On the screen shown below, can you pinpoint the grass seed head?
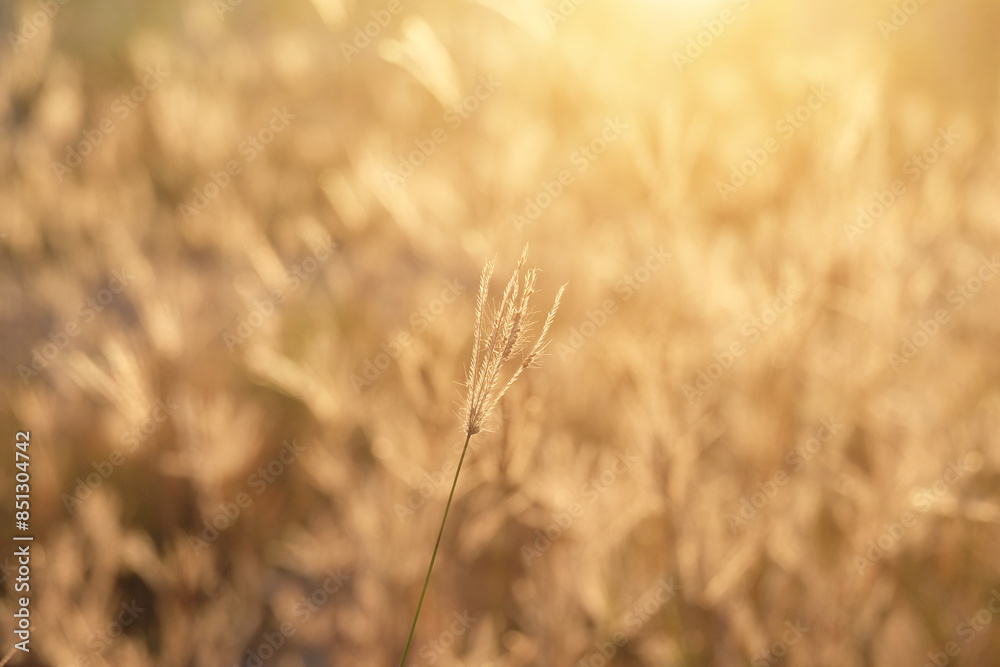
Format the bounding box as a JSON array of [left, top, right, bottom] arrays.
[[464, 244, 565, 436]]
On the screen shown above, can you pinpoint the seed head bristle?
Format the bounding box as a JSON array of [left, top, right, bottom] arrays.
[[464, 245, 563, 436], [467, 259, 495, 397]]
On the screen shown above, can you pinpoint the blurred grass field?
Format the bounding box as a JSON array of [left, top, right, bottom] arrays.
[[2, 0, 1000, 665]]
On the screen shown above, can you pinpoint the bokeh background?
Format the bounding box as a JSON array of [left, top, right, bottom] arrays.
[[2, 0, 1000, 664]]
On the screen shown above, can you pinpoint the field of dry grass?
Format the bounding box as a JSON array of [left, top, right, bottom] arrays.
[[2, 0, 1000, 665]]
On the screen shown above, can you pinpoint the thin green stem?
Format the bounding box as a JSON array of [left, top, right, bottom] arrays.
[[399, 431, 474, 667]]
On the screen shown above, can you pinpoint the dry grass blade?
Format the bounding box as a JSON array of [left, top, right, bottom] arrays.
[[465, 259, 496, 409]]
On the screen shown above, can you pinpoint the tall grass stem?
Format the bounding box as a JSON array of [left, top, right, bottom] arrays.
[[399, 431, 474, 666]]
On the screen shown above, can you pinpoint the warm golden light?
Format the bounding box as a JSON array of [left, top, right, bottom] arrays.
[[3, 0, 999, 665]]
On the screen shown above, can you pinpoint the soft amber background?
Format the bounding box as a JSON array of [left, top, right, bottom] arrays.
[[2, 0, 1000, 665]]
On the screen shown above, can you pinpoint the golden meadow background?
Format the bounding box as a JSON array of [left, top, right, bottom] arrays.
[[2, 0, 1000, 664]]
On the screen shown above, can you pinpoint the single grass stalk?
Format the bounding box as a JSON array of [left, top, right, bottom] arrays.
[[397, 430, 472, 666], [0, 646, 17, 667], [399, 244, 564, 666]]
